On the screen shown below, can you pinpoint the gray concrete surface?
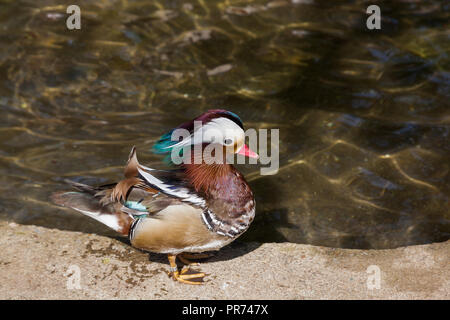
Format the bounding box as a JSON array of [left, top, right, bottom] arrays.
[[0, 221, 448, 299]]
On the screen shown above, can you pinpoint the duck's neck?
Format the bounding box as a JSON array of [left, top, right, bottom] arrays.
[[183, 163, 233, 195]]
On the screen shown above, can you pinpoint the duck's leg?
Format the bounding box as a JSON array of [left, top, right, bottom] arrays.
[[167, 254, 206, 285], [178, 254, 215, 280], [178, 255, 200, 267], [178, 252, 215, 269]]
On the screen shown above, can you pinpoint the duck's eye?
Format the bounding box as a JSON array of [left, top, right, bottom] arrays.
[[224, 138, 233, 146]]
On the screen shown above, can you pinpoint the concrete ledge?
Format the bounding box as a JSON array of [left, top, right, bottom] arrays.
[[0, 221, 448, 299]]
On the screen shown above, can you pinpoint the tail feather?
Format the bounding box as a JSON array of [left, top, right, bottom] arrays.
[[50, 187, 133, 236]]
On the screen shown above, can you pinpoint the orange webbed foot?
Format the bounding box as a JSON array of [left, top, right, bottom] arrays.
[[167, 254, 207, 285]]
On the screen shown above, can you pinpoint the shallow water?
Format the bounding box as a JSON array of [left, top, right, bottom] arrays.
[[0, 0, 448, 249]]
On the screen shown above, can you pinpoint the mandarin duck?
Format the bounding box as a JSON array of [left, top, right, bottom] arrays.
[[51, 109, 258, 284]]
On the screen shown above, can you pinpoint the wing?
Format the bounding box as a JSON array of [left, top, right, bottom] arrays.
[[51, 147, 206, 235], [137, 165, 206, 207], [105, 147, 206, 219]]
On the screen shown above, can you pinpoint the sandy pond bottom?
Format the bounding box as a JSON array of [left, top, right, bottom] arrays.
[[1, 221, 448, 300]]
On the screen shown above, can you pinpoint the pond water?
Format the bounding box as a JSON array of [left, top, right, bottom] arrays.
[[0, 0, 448, 249]]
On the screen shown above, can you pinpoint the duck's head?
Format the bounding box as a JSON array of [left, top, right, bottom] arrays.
[[153, 109, 258, 165]]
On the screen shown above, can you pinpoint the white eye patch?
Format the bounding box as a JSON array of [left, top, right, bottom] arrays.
[[169, 117, 244, 149], [201, 117, 244, 146]]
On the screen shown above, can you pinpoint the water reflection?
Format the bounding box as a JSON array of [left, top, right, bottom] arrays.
[[0, 0, 448, 248]]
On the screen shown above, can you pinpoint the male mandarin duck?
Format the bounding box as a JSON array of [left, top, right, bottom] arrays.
[[51, 109, 258, 284]]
